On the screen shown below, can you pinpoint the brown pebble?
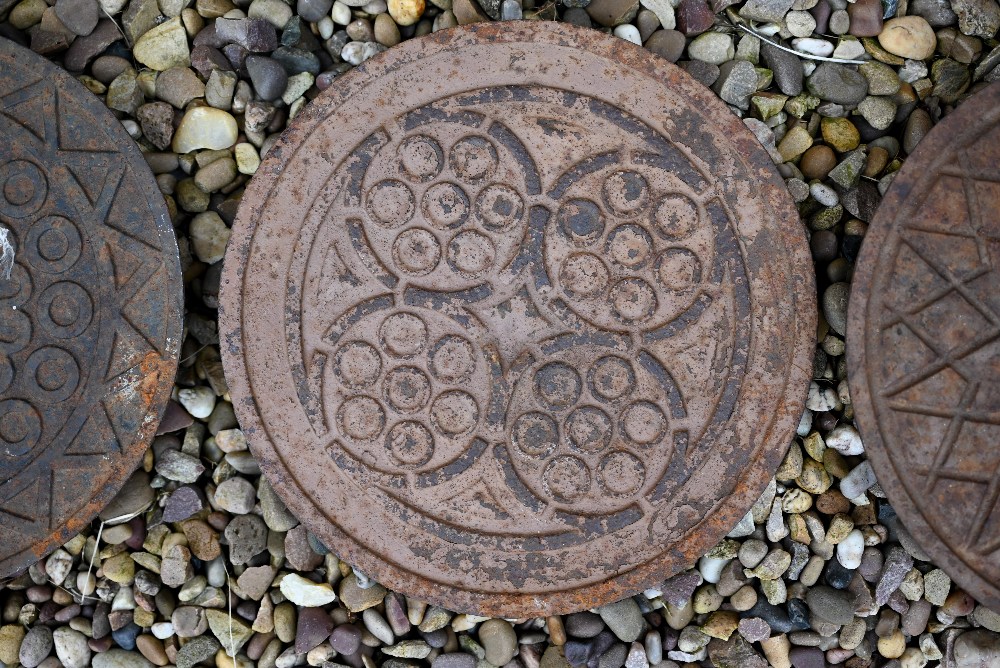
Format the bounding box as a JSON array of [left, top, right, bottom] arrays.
[[903, 108, 932, 155], [645, 29, 686, 62], [676, 0, 714, 34], [816, 489, 852, 514], [374, 13, 401, 47], [863, 146, 889, 177], [136, 635, 169, 667], [800, 145, 837, 180], [452, 0, 489, 23], [547, 616, 566, 646]]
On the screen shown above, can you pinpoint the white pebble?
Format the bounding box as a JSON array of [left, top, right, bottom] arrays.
[[151, 622, 174, 639], [796, 409, 813, 436], [111, 585, 135, 611], [613, 24, 642, 45], [841, 460, 877, 499], [806, 381, 839, 412], [178, 385, 217, 419], [317, 15, 334, 38], [121, 119, 141, 139], [836, 529, 865, 569], [279, 573, 338, 607], [810, 182, 839, 206], [362, 0, 386, 11], [45, 549, 73, 586], [802, 61, 817, 76], [826, 424, 864, 455], [792, 37, 834, 57], [341, 41, 386, 66], [899, 59, 928, 83], [331, 0, 351, 24], [697, 555, 731, 583]]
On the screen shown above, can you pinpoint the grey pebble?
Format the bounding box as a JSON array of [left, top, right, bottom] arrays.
[[807, 62, 868, 106], [20, 626, 53, 668], [566, 611, 605, 638], [224, 513, 268, 565], [598, 598, 644, 643], [246, 55, 289, 101], [297, 0, 333, 20]]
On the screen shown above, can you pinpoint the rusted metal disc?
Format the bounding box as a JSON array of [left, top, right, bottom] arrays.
[[220, 22, 815, 616], [848, 82, 1000, 609], [0, 40, 182, 577]]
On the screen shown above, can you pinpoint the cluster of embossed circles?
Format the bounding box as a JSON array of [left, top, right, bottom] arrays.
[[334, 311, 483, 469], [551, 167, 709, 330], [1, 159, 91, 460], [367, 133, 526, 282], [512, 354, 667, 504]]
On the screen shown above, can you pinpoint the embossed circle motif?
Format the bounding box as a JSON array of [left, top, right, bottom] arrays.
[[0, 41, 182, 578], [221, 23, 814, 616], [848, 82, 1000, 610]]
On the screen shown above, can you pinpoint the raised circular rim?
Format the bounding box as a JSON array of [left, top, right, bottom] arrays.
[[220, 21, 816, 616], [0, 39, 183, 578], [848, 82, 1000, 611]]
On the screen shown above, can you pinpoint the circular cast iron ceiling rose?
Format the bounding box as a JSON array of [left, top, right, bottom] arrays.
[[0, 40, 182, 577], [221, 22, 815, 616], [848, 82, 1000, 610]]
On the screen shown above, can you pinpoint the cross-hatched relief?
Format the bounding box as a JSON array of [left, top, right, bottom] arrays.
[[0, 42, 181, 577]]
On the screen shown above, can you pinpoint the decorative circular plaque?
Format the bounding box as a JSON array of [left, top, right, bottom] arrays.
[[848, 82, 1000, 610], [220, 22, 815, 616], [0, 41, 182, 577]]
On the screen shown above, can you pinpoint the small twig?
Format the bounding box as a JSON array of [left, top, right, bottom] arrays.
[[735, 24, 867, 64]]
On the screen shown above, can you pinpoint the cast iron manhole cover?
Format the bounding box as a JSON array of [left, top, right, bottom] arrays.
[[848, 82, 1000, 609], [0, 40, 182, 577], [220, 22, 815, 616]]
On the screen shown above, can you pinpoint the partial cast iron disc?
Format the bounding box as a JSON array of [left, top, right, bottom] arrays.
[[0, 39, 182, 577], [848, 82, 1000, 610], [220, 22, 815, 616]]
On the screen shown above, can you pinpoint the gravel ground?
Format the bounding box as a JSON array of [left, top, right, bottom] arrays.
[[2, 0, 1000, 665]]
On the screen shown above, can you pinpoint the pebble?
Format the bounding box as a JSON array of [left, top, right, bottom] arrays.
[[613, 23, 642, 44], [245, 55, 288, 101], [826, 424, 864, 455], [133, 17, 190, 70], [878, 16, 937, 59], [675, 0, 714, 34], [951, 0, 1000, 38], [714, 59, 759, 109], [739, 0, 793, 22], [688, 32, 735, 64], [792, 37, 834, 57], [806, 586, 856, 625], [807, 62, 868, 105], [54, 0, 99, 35], [389, 0, 424, 23], [280, 574, 338, 607], [836, 529, 865, 569], [479, 619, 518, 666], [598, 599, 644, 642], [19, 626, 52, 668], [566, 612, 605, 638], [92, 649, 155, 668], [847, 0, 882, 36], [822, 282, 850, 336], [173, 107, 239, 153]]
